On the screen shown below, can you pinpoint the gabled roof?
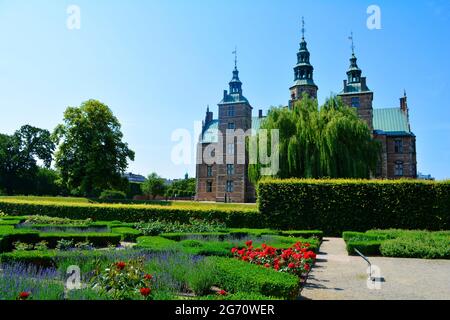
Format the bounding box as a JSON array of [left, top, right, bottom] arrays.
[[373, 108, 413, 136]]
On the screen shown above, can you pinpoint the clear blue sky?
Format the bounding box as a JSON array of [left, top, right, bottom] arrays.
[[0, 0, 449, 180]]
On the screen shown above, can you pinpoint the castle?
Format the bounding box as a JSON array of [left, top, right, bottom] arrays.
[[196, 23, 417, 203]]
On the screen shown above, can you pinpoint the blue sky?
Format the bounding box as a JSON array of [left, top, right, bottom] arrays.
[[0, 0, 449, 180]]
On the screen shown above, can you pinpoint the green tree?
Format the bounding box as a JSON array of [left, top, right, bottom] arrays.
[[166, 177, 196, 198], [142, 173, 166, 199], [249, 95, 380, 183], [0, 125, 55, 195], [53, 100, 135, 197]]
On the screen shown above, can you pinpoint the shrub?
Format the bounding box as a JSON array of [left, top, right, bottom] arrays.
[[380, 234, 450, 259], [99, 190, 127, 201], [111, 227, 142, 242], [135, 236, 179, 251], [0, 199, 259, 228], [0, 250, 57, 268], [206, 256, 300, 299], [39, 233, 121, 248], [258, 179, 450, 236], [346, 240, 382, 256], [186, 259, 218, 296]]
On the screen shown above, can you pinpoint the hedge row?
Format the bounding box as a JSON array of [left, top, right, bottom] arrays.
[[0, 200, 261, 228], [205, 256, 300, 299], [258, 179, 450, 236]]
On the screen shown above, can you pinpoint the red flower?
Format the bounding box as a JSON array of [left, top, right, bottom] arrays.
[[140, 287, 151, 297], [218, 290, 228, 296], [288, 263, 296, 269], [116, 261, 126, 270], [264, 263, 271, 268], [246, 240, 253, 247], [144, 274, 153, 280], [304, 264, 311, 271], [274, 264, 280, 271], [231, 248, 238, 254], [18, 292, 30, 300]]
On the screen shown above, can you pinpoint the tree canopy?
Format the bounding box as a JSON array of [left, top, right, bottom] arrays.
[[53, 100, 135, 196], [142, 172, 166, 199], [249, 95, 381, 184], [0, 125, 55, 195]]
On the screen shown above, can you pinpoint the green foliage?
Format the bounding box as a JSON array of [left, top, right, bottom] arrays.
[[0, 250, 57, 268], [0, 125, 55, 195], [40, 233, 121, 249], [90, 258, 154, 300], [380, 233, 450, 259], [53, 100, 135, 197], [111, 227, 142, 242], [249, 95, 380, 184], [135, 218, 227, 236], [24, 215, 92, 226], [166, 178, 196, 198], [186, 259, 218, 295], [343, 229, 450, 259], [205, 256, 300, 299], [258, 179, 450, 235], [0, 199, 260, 228], [200, 292, 280, 300], [141, 173, 166, 199], [135, 236, 179, 251], [99, 190, 127, 200]]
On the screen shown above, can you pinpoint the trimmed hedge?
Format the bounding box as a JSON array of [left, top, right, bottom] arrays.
[[346, 240, 382, 256], [0, 200, 261, 228], [258, 179, 450, 236], [206, 256, 300, 299], [0, 250, 57, 268], [39, 233, 121, 248], [111, 227, 142, 242]]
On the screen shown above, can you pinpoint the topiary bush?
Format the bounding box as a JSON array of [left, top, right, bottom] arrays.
[[99, 190, 127, 201]]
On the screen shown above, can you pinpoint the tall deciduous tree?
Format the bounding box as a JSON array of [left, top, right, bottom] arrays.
[[249, 95, 380, 184], [53, 100, 135, 196], [142, 173, 166, 199], [0, 125, 55, 194]]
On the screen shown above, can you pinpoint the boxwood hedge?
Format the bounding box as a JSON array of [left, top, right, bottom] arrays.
[[206, 256, 300, 299], [0, 200, 261, 228], [258, 179, 450, 236]]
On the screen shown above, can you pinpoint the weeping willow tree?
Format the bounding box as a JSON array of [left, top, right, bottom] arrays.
[[249, 94, 381, 184]]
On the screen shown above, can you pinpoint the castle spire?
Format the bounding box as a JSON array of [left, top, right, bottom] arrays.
[[289, 17, 318, 106]]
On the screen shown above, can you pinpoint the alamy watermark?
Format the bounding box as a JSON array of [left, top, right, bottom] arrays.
[[67, 5, 81, 30], [367, 5, 382, 30], [171, 124, 280, 177]]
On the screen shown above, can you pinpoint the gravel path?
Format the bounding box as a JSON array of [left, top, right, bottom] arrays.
[[301, 238, 450, 300]]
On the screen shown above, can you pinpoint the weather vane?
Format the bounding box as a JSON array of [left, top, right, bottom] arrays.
[[232, 46, 237, 69], [349, 32, 355, 54], [301, 17, 305, 39]]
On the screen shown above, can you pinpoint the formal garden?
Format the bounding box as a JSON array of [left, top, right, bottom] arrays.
[[0, 179, 449, 301]]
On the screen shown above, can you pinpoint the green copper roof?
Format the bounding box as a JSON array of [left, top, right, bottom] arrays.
[[373, 108, 411, 135], [200, 117, 264, 144]]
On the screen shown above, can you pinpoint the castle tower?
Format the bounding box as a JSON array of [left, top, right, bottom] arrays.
[[289, 18, 318, 108], [216, 50, 253, 203], [338, 33, 374, 131]]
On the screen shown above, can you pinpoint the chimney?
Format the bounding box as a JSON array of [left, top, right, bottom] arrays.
[[400, 95, 408, 114], [361, 77, 367, 90], [258, 109, 263, 118]]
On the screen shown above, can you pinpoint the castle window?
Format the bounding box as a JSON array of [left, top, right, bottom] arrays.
[[227, 144, 235, 155], [227, 164, 235, 176], [395, 140, 403, 154], [226, 180, 234, 193], [207, 165, 213, 177], [206, 181, 213, 193], [395, 161, 404, 177], [228, 123, 235, 130], [228, 106, 235, 117], [351, 97, 360, 108]]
